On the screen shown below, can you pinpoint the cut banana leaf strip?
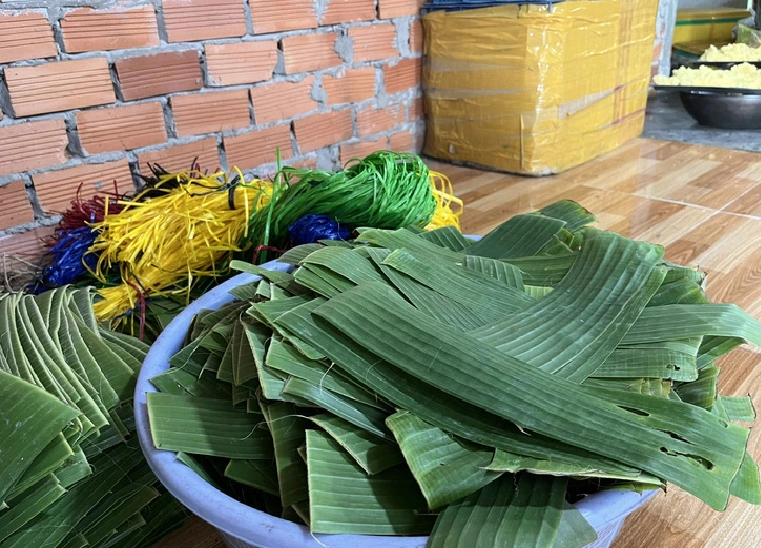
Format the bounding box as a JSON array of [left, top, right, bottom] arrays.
[[646, 278, 708, 307], [314, 283, 748, 510], [540, 201, 596, 233], [663, 262, 704, 285], [720, 396, 756, 422], [386, 411, 501, 509], [225, 459, 280, 497], [78, 483, 159, 546], [622, 304, 761, 346], [697, 336, 744, 370], [265, 337, 385, 409], [0, 444, 142, 548], [262, 402, 309, 506], [54, 447, 92, 489], [367, 248, 488, 331], [306, 429, 435, 535], [462, 256, 524, 290], [356, 228, 463, 263], [675, 366, 720, 409], [292, 501, 310, 527], [147, 393, 273, 459], [729, 452, 761, 504], [0, 371, 79, 503], [486, 450, 661, 484], [232, 320, 259, 387], [471, 229, 666, 382], [311, 414, 403, 475], [427, 474, 567, 548], [301, 247, 385, 284], [503, 255, 577, 287], [215, 339, 235, 384], [277, 304, 644, 478], [293, 265, 342, 298], [592, 339, 700, 382], [552, 503, 598, 548], [421, 226, 473, 252], [170, 339, 211, 376], [279, 244, 325, 265], [282, 377, 391, 440], [229, 282, 262, 301], [383, 249, 535, 317], [0, 474, 66, 542], [465, 214, 567, 258], [11, 434, 74, 497], [176, 452, 220, 488], [73, 314, 135, 400], [230, 260, 294, 284]]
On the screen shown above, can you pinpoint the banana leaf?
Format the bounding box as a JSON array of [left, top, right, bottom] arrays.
[[313, 283, 749, 510], [311, 414, 403, 475], [427, 474, 567, 548], [306, 429, 435, 535]]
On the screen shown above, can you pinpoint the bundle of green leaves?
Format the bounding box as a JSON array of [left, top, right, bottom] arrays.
[[0, 288, 186, 548], [147, 201, 760, 548]]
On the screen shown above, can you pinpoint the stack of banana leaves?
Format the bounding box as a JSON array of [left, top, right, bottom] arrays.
[[146, 201, 760, 548], [0, 288, 187, 548]]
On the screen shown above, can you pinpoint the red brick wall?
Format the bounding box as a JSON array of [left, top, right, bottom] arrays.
[[0, 0, 424, 259]]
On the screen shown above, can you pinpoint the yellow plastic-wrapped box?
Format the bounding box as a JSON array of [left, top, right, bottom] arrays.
[[423, 0, 659, 175]]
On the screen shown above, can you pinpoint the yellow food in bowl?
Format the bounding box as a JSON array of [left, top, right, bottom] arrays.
[[654, 63, 761, 88], [700, 43, 761, 62]]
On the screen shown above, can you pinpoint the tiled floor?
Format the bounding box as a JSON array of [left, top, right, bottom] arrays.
[[154, 138, 761, 548]]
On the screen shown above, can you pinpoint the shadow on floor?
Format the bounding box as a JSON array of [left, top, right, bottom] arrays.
[[643, 90, 761, 152]]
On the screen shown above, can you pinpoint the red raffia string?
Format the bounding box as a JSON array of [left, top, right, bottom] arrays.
[[252, 245, 288, 264], [125, 280, 148, 342], [58, 182, 128, 232]]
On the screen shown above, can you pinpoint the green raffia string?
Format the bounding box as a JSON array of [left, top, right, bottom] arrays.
[[243, 151, 436, 262]]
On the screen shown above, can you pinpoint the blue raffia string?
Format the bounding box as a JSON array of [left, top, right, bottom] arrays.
[[288, 214, 350, 245], [41, 226, 99, 287]]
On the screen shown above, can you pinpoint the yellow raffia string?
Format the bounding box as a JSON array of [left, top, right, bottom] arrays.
[[425, 170, 463, 231], [89, 169, 273, 322]]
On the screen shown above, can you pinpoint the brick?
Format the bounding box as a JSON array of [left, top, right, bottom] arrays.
[[321, 0, 375, 25], [205, 42, 278, 86], [356, 104, 405, 137], [163, 0, 246, 42], [282, 33, 341, 74], [378, 0, 424, 19], [409, 97, 423, 122], [349, 24, 399, 63], [389, 129, 421, 153], [324, 68, 376, 106], [0, 181, 34, 230], [77, 101, 167, 154], [0, 226, 55, 261], [61, 6, 160, 53], [116, 50, 203, 101], [138, 138, 221, 174], [0, 11, 56, 64], [250, 77, 317, 125], [340, 137, 388, 164], [224, 124, 293, 171], [410, 19, 423, 53], [0, 119, 68, 177], [384, 58, 421, 95], [5, 58, 116, 117], [33, 160, 134, 214], [249, 0, 317, 34], [172, 90, 251, 137], [294, 109, 353, 154]]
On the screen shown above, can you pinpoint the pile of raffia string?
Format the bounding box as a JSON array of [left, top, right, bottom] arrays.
[[36, 151, 462, 331]]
